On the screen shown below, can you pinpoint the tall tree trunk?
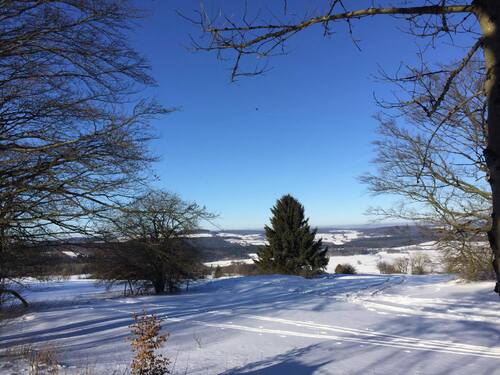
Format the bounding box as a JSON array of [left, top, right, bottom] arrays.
[[476, 0, 500, 294], [153, 278, 165, 294]]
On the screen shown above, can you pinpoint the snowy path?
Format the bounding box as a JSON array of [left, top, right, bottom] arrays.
[[1, 275, 499, 374]]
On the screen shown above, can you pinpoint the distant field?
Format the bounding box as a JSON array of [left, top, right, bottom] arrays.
[[188, 225, 440, 262]]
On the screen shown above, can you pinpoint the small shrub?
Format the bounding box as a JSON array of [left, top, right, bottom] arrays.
[[377, 258, 410, 274], [393, 257, 410, 274], [377, 261, 396, 274], [223, 262, 258, 276], [193, 333, 203, 349], [129, 311, 170, 375], [410, 253, 432, 275], [335, 263, 357, 274], [213, 265, 223, 278], [23, 344, 59, 375], [442, 245, 495, 281]]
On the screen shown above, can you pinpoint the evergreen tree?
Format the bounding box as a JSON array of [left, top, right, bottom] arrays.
[[255, 194, 328, 276]]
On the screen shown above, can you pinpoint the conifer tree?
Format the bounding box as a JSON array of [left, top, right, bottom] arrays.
[[255, 195, 328, 276]]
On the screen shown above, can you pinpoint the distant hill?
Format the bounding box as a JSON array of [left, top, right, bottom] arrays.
[[189, 225, 440, 261]]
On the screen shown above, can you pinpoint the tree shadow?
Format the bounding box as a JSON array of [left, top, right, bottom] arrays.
[[219, 344, 334, 375]]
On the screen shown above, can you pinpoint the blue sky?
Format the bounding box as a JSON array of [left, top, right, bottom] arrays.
[[128, 1, 474, 229]]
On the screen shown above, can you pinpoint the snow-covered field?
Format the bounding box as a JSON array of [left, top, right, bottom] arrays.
[[315, 230, 361, 245], [327, 249, 442, 274], [204, 242, 442, 274], [204, 253, 257, 268], [187, 229, 379, 247], [1, 273, 499, 374]]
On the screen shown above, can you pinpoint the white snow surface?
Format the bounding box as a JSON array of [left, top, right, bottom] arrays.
[[204, 245, 442, 274], [221, 234, 267, 246], [316, 230, 361, 245], [186, 229, 387, 247], [1, 273, 499, 374], [327, 249, 442, 274]]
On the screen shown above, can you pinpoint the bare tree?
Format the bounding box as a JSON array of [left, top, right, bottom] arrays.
[[93, 190, 215, 294], [361, 62, 494, 279], [0, 1, 170, 305], [187, 0, 500, 294]]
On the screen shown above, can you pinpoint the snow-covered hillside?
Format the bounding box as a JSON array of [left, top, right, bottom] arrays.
[[204, 242, 442, 274], [1, 274, 498, 374], [186, 229, 392, 247], [315, 230, 362, 245]]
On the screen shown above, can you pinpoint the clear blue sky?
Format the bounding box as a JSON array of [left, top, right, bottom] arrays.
[[128, 1, 474, 229]]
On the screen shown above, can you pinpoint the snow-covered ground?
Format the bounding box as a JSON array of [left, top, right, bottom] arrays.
[[204, 242, 442, 274], [186, 229, 386, 247], [327, 249, 442, 274], [1, 273, 499, 374], [220, 234, 267, 247], [315, 230, 361, 245], [204, 253, 257, 268]]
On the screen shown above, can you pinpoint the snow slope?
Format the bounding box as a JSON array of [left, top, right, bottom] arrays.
[[1, 275, 498, 374], [205, 246, 442, 274], [186, 229, 385, 247], [327, 249, 442, 274]]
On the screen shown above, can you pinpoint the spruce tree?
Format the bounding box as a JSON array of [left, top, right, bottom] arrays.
[[255, 194, 328, 276]]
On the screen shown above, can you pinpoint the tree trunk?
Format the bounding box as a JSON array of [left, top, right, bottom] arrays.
[[167, 279, 177, 294], [476, 0, 500, 294], [153, 278, 165, 294]]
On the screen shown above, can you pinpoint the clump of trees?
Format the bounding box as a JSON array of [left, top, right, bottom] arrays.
[[92, 190, 214, 294], [0, 1, 170, 307], [378, 258, 410, 274], [377, 261, 398, 275], [411, 254, 434, 275], [189, 1, 500, 293], [377, 255, 432, 275], [444, 246, 495, 280], [255, 195, 328, 277], [211, 262, 257, 278]]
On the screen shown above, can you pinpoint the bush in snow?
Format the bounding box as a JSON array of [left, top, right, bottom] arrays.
[[129, 311, 170, 375], [410, 253, 433, 275], [377, 258, 410, 274], [442, 243, 495, 281], [377, 261, 396, 274], [393, 257, 410, 274], [335, 264, 357, 274], [213, 265, 223, 278], [18, 344, 60, 375], [219, 262, 258, 277]]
